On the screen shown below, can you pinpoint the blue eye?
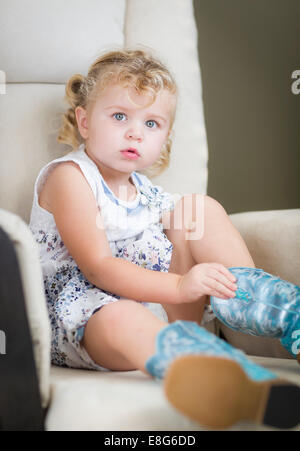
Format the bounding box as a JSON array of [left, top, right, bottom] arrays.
[[113, 113, 126, 121], [146, 120, 158, 129]]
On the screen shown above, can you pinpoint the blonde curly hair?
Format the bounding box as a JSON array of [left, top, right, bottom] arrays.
[[58, 48, 178, 178]]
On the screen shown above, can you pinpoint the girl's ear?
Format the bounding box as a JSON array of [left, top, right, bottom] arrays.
[[75, 106, 89, 139]]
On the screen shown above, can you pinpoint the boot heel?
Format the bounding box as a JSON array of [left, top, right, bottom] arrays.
[[262, 383, 300, 429], [164, 355, 300, 430]]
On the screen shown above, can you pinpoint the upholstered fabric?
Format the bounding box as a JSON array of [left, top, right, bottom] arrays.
[[0, 0, 126, 83], [0, 84, 67, 222], [46, 357, 300, 431], [230, 209, 300, 285]]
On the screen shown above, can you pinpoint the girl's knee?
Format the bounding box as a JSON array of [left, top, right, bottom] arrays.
[[94, 299, 139, 325], [82, 300, 140, 371], [84, 300, 139, 346], [204, 195, 227, 217]]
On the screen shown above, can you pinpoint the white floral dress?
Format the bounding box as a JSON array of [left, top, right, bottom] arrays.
[[29, 145, 177, 370]]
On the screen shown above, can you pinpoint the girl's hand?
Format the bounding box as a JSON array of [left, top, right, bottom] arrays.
[[176, 262, 238, 304]]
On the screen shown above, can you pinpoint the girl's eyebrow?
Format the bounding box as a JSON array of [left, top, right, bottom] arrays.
[[105, 105, 167, 123], [104, 105, 130, 111]]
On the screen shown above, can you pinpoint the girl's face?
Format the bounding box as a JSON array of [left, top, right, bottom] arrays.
[[76, 83, 175, 178]]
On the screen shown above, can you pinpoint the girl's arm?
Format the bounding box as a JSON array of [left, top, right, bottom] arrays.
[[44, 162, 182, 305], [88, 256, 182, 305]]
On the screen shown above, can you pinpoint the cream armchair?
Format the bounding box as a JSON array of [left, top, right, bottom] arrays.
[[0, 0, 299, 431]]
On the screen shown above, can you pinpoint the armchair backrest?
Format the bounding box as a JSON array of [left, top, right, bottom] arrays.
[[0, 0, 208, 223]]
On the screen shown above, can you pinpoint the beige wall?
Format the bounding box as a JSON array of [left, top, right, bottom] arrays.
[[194, 0, 300, 214]]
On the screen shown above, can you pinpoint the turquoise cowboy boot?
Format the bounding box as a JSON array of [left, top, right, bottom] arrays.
[[210, 267, 300, 363], [145, 320, 300, 430]]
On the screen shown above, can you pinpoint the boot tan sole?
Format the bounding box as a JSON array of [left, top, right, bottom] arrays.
[[164, 355, 300, 430]]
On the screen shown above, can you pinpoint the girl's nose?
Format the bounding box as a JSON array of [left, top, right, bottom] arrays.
[[125, 125, 143, 142]]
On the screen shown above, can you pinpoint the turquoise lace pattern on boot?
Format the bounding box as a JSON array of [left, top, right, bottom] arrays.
[[210, 267, 300, 358], [145, 320, 276, 381]]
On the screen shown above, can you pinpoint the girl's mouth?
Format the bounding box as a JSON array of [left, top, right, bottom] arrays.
[[121, 149, 140, 160]]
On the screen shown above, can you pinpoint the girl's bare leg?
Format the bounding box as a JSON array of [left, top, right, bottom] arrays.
[[161, 194, 255, 324], [82, 299, 166, 372]]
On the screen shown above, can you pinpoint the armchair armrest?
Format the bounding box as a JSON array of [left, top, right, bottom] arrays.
[[0, 209, 51, 410], [0, 226, 44, 430], [229, 209, 300, 285]]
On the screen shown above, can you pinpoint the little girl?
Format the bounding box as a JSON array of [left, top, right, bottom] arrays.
[[29, 49, 300, 430]]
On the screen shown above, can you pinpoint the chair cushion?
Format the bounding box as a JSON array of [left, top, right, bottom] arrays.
[[0, 0, 125, 83], [0, 84, 67, 222], [46, 367, 203, 431], [46, 357, 300, 431]]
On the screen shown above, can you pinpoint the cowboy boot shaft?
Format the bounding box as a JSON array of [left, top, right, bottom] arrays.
[[145, 320, 276, 381], [210, 267, 300, 358]]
